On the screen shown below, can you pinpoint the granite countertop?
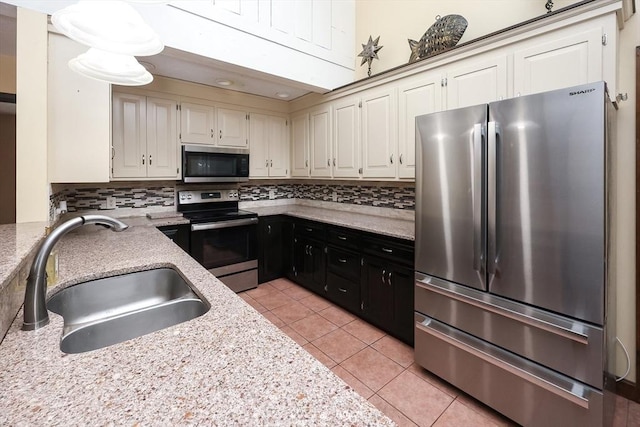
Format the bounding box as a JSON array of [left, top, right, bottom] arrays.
[[0, 222, 49, 293], [247, 203, 415, 241], [0, 218, 392, 426]]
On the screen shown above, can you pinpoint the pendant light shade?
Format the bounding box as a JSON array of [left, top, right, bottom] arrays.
[[52, 0, 163, 56], [68, 48, 153, 86]]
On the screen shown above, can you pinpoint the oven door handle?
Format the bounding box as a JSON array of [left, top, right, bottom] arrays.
[[191, 217, 258, 231]]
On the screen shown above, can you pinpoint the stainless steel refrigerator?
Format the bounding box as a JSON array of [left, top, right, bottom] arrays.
[[414, 81, 616, 427]]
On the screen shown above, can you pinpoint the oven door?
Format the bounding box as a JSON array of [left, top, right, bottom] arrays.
[[190, 217, 258, 292]]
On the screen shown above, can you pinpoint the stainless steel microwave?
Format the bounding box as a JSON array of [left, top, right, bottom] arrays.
[[182, 145, 249, 183]]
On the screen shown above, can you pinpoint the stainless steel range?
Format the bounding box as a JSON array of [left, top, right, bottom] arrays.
[[178, 189, 258, 293]]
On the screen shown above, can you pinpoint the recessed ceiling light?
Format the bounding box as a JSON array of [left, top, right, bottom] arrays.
[[276, 92, 290, 99], [216, 79, 233, 86]]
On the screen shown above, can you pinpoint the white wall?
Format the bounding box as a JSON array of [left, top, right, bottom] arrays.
[[15, 7, 48, 223], [354, 0, 576, 80]]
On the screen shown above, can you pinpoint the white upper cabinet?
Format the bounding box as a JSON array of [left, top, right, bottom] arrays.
[[332, 96, 360, 178], [218, 107, 248, 148], [112, 93, 147, 179], [310, 106, 332, 178], [513, 28, 603, 97], [47, 33, 110, 183], [249, 114, 289, 178], [361, 88, 398, 179], [113, 93, 180, 180], [398, 74, 443, 179], [146, 97, 179, 178], [445, 55, 508, 110], [291, 113, 310, 177], [180, 102, 215, 144]]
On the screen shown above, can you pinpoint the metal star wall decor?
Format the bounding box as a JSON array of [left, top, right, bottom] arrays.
[[358, 35, 383, 77]]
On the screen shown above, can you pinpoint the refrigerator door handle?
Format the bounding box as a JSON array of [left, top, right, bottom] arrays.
[[487, 121, 499, 276], [472, 123, 484, 273]]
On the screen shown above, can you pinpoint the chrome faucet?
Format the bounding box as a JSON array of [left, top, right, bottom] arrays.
[[22, 215, 129, 331]]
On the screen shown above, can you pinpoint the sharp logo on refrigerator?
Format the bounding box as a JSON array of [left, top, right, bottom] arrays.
[[569, 88, 596, 96]]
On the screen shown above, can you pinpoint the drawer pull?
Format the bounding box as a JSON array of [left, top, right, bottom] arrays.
[[382, 247, 393, 253], [338, 258, 347, 263], [305, 227, 313, 232], [337, 235, 347, 241], [338, 287, 347, 293]]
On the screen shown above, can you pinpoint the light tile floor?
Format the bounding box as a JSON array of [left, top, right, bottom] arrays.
[[240, 278, 640, 426]]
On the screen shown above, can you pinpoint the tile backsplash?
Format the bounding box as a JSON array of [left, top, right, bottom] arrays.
[[50, 180, 415, 220]]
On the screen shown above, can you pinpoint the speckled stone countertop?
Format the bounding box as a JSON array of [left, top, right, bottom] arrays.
[[245, 202, 415, 241], [0, 218, 393, 426], [0, 221, 49, 293]]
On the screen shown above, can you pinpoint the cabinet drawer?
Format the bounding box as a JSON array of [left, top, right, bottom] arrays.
[[415, 274, 604, 389], [294, 220, 325, 239], [327, 247, 360, 282], [327, 227, 361, 250], [326, 272, 360, 313], [362, 236, 413, 266]]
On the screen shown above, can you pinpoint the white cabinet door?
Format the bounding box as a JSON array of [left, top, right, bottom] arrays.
[[361, 88, 397, 178], [146, 97, 179, 179], [249, 113, 269, 177], [332, 96, 360, 178], [180, 102, 215, 144], [48, 33, 110, 183], [112, 93, 147, 179], [218, 107, 248, 148], [291, 112, 310, 177], [513, 28, 602, 96], [310, 106, 332, 178], [446, 55, 508, 109], [268, 116, 289, 177], [398, 75, 442, 179]]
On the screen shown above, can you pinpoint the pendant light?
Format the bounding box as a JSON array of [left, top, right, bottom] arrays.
[[52, 0, 164, 85]]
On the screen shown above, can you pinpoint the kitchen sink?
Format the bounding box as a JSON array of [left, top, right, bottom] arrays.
[[47, 268, 210, 354]]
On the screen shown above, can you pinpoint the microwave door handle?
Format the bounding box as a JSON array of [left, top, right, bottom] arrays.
[[191, 217, 258, 232]]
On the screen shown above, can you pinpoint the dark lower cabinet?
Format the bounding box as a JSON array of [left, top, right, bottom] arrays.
[[274, 216, 414, 346], [258, 216, 285, 284], [157, 224, 190, 253]]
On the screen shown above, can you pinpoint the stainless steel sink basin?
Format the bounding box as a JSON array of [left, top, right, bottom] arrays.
[[47, 268, 210, 354]]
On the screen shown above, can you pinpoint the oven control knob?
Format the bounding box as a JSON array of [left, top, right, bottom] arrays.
[[187, 194, 192, 200]]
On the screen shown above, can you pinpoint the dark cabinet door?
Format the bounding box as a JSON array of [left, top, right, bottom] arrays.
[[362, 256, 395, 330], [361, 256, 414, 346], [258, 216, 284, 283], [157, 224, 190, 253], [303, 237, 326, 294]]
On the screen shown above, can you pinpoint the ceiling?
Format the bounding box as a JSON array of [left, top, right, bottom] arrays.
[[0, 2, 316, 101]]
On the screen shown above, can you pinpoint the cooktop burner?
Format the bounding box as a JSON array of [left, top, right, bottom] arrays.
[[177, 189, 257, 223]]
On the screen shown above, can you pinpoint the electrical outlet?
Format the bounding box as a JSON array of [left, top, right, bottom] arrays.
[[269, 190, 276, 200], [332, 191, 338, 202], [105, 196, 116, 209]]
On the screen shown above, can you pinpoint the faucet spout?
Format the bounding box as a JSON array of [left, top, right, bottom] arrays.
[[22, 215, 128, 331]]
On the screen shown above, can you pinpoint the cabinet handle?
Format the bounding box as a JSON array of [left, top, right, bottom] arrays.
[[333, 158, 336, 166], [270, 160, 273, 167], [142, 154, 145, 165], [382, 247, 393, 254], [149, 155, 152, 165], [305, 227, 313, 232], [211, 129, 214, 138], [399, 154, 403, 164], [111, 146, 115, 159], [388, 271, 392, 286], [382, 269, 386, 284], [338, 287, 347, 293], [267, 224, 271, 234], [360, 301, 364, 311], [308, 246, 313, 256], [390, 154, 394, 164], [305, 160, 309, 168], [327, 158, 331, 166], [338, 258, 347, 263], [337, 235, 347, 241], [266, 160, 269, 167], [219, 129, 222, 139]]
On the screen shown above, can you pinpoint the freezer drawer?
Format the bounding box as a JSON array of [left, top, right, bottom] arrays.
[[414, 314, 606, 427], [415, 273, 604, 389]]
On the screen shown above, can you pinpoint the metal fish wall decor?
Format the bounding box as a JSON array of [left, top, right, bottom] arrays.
[[408, 14, 468, 63]]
